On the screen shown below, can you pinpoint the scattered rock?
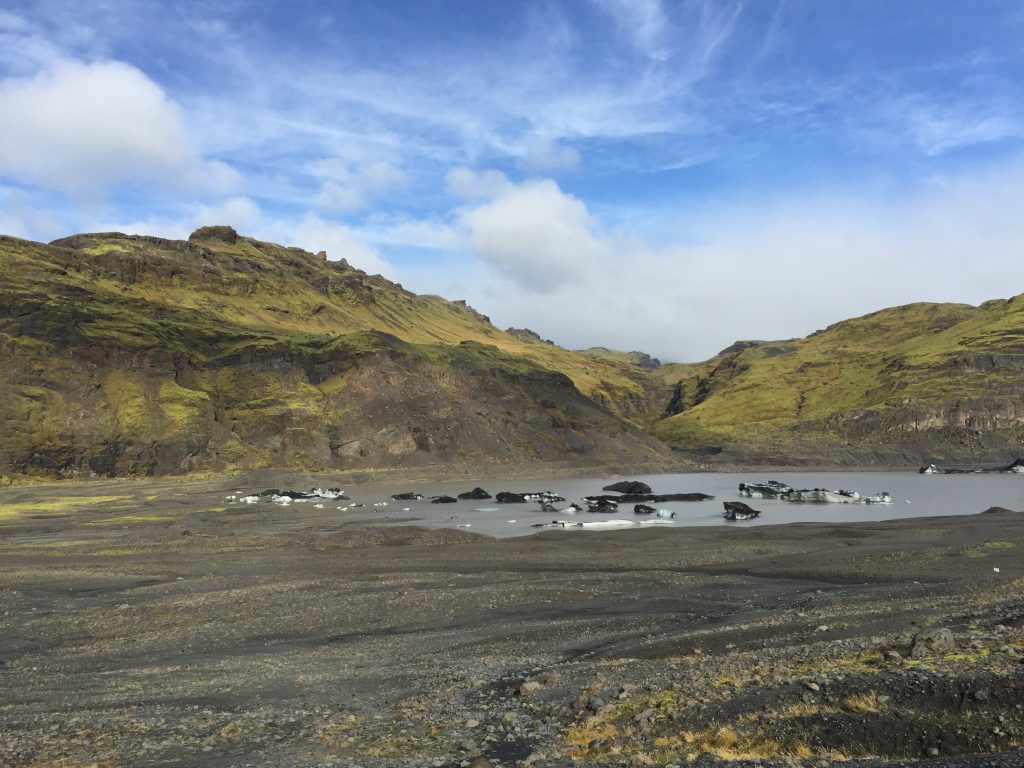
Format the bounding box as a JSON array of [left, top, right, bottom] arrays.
[[520, 681, 542, 696], [602, 481, 652, 495], [806, 682, 821, 692], [496, 492, 527, 504], [911, 627, 956, 658]]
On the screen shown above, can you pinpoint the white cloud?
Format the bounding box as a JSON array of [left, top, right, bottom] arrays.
[[458, 178, 611, 293], [397, 158, 1024, 363], [0, 58, 234, 196]]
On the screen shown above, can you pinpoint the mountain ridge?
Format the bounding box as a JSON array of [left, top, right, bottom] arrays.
[[0, 227, 675, 479], [3, 225, 1024, 480]]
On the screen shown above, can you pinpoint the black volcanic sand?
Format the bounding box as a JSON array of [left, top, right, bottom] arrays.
[[1, 476, 1023, 768]]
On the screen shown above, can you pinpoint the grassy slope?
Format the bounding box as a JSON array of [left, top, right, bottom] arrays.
[[653, 298, 1024, 459], [0, 230, 675, 477], [7, 228, 1024, 470], [23, 231, 656, 423]]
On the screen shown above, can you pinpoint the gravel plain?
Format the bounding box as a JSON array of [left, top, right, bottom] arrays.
[[1, 474, 1023, 768]]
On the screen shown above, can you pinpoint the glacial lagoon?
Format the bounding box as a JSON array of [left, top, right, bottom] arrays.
[[253, 470, 1024, 539]]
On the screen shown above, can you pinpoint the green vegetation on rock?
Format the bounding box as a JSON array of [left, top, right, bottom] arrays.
[[0, 229, 672, 478], [3, 225, 1024, 477], [654, 299, 1024, 464]]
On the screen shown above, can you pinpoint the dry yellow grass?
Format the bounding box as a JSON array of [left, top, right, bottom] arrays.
[[842, 690, 885, 714]]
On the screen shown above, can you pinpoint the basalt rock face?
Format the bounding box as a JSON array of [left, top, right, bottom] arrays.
[[0, 230, 675, 479]]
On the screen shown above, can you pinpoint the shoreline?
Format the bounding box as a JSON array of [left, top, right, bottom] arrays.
[[0, 460, 940, 491]]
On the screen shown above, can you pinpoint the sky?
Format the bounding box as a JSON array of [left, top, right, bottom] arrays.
[[1, 1, 1023, 362]]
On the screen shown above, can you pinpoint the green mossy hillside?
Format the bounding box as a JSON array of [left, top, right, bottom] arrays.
[[0, 229, 673, 478], [653, 298, 1024, 464]]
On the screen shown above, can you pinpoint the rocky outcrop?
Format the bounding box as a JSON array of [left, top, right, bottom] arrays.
[[505, 327, 554, 345]]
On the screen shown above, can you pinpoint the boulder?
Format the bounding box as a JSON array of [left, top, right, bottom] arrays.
[[496, 492, 527, 503], [430, 495, 458, 504], [391, 492, 424, 500], [603, 480, 652, 494], [910, 628, 955, 658], [723, 501, 761, 521], [457, 487, 492, 500]]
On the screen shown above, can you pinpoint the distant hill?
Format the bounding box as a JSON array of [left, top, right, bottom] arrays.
[[580, 347, 662, 370], [653, 299, 1024, 465], [0, 226, 672, 479]]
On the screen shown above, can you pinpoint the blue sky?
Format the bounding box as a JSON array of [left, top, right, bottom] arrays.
[[2, 1, 1023, 361]]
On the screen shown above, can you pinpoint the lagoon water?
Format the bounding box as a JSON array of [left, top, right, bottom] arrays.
[[310, 470, 1024, 539]]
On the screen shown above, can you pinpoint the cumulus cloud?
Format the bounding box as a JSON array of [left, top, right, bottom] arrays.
[[458, 177, 611, 293], [0, 58, 234, 196]]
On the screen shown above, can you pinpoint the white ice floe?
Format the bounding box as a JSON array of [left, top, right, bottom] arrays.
[[309, 488, 345, 499], [536, 517, 675, 530], [241, 495, 260, 504]]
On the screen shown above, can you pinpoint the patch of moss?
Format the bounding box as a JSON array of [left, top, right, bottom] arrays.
[[0, 495, 133, 519]]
